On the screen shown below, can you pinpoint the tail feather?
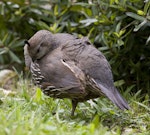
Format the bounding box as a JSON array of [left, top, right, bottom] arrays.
[[98, 83, 130, 110]]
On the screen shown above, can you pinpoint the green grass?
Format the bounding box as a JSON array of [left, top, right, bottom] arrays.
[[0, 79, 149, 135]]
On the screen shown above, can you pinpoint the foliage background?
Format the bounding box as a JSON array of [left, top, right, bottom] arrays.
[[0, 0, 150, 97], [0, 0, 150, 135]]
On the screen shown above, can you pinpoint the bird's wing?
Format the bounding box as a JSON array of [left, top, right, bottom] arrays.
[[61, 38, 130, 110], [80, 46, 130, 110], [36, 50, 87, 98]]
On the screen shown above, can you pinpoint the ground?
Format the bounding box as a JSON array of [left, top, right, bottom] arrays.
[[0, 78, 149, 135]]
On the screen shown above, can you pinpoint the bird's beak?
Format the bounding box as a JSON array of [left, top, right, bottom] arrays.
[[24, 40, 30, 47]]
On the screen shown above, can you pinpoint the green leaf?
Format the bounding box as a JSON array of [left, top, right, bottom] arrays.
[[115, 22, 121, 33], [0, 48, 7, 55], [9, 50, 22, 63], [126, 12, 146, 21], [132, 100, 150, 111], [35, 21, 50, 30], [80, 18, 97, 26], [144, 0, 150, 14], [35, 88, 42, 100], [117, 39, 124, 46], [119, 29, 126, 37], [91, 115, 99, 128], [2, 33, 8, 43], [113, 32, 120, 38], [133, 20, 148, 32], [54, 5, 58, 16], [114, 80, 125, 87], [137, 10, 145, 16], [146, 36, 150, 45]]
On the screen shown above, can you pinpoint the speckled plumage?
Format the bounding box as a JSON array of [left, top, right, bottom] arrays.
[[24, 30, 130, 116]]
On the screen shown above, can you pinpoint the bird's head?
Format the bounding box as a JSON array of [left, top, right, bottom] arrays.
[[24, 30, 56, 61]]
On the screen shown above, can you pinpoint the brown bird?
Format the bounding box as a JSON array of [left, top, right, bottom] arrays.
[[24, 30, 130, 116]]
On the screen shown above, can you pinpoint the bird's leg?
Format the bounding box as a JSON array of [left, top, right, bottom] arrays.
[[71, 100, 78, 116]]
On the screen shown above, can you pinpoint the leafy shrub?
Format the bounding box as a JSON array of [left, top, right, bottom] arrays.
[[0, 0, 149, 95]]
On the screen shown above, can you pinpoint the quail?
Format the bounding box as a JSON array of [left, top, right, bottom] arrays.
[[24, 30, 130, 116]]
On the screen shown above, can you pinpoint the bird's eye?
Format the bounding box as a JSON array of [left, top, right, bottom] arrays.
[[37, 48, 40, 53], [40, 43, 44, 47]]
